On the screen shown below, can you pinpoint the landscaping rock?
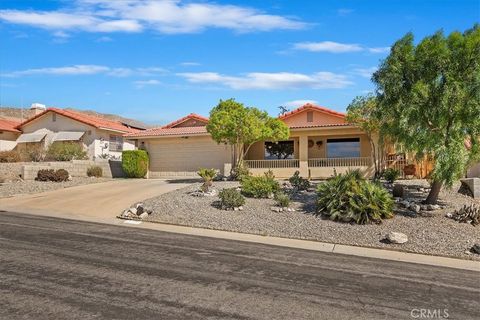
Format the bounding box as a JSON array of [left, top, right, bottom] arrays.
[[409, 204, 421, 213], [386, 232, 408, 244], [139, 212, 149, 220], [427, 204, 441, 211], [129, 207, 137, 215], [270, 206, 282, 212], [471, 244, 480, 255], [392, 184, 405, 198]]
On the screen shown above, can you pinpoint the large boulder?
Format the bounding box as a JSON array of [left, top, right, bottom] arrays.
[[460, 178, 480, 199], [386, 232, 408, 244], [392, 184, 405, 198]]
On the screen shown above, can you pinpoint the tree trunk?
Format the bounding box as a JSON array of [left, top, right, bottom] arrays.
[[425, 180, 443, 204]]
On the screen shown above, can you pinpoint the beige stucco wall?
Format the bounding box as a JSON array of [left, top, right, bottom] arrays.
[[142, 135, 231, 178], [19, 112, 134, 159], [468, 163, 480, 178], [0, 131, 19, 151]]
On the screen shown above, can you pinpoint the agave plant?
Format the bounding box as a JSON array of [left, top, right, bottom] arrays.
[[316, 169, 394, 224]]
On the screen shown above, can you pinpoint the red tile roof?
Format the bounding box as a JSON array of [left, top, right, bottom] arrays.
[[17, 108, 142, 134], [126, 126, 208, 138], [0, 118, 21, 133], [288, 123, 353, 129], [126, 104, 349, 138], [279, 103, 346, 120], [162, 113, 209, 128]]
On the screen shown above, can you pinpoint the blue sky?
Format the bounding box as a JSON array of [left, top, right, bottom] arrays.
[[0, 0, 478, 124]]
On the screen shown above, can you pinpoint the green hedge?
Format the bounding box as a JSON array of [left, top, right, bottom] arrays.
[[122, 150, 149, 178]]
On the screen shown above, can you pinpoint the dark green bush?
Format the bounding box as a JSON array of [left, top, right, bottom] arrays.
[[316, 169, 394, 224], [122, 150, 149, 178], [0, 150, 20, 163], [383, 168, 401, 183], [36, 169, 70, 182], [241, 170, 280, 198], [289, 170, 310, 190], [87, 165, 103, 178], [46, 142, 88, 161], [274, 192, 290, 207], [219, 188, 245, 209]]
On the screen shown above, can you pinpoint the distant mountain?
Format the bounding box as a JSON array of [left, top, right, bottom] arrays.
[[0, 106, 155, 129]]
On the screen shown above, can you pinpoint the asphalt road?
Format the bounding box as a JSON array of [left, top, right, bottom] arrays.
[[0, 212, 479, 320]]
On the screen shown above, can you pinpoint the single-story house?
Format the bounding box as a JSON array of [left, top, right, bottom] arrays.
[[126, 104, 377, 179], [15, 108, 142, 159], [0, 118, 21, 151]]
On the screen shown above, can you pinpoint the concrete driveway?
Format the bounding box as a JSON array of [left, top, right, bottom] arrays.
[[0, 179, 188, 224]]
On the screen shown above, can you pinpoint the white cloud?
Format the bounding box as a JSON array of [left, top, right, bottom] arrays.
[[4, 65, 166, 77], [293, 41, 389, 54], [283, 100, 318, 108], [177, 71, 352, 90], [134, 79, 161, 88], [180, 62, 201, 66], [337, 8, 353, 16], [0, 0, 306, 35], [352, 67, 378, 78], [96, 36, 113, 42], [368, 47, 390, 53], [293, 41, 363, 53]]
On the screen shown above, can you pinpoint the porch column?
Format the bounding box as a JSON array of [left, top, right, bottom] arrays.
[[298, 135, 309, 177]]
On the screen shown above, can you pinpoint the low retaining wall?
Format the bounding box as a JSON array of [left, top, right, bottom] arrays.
[[0, 160, 124, 181]]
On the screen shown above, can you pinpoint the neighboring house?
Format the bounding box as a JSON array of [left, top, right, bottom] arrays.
[[126, 105, 377, 179], [15, 108, 142, 159], [0, 118, 21, 151]]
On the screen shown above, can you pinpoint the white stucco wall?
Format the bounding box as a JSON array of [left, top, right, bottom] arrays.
[[0, 131, 19, 151]]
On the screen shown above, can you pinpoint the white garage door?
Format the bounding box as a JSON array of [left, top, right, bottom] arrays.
[[147, 136, 231, 178]]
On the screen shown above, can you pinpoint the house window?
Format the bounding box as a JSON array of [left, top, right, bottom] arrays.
[[109, 135, 123, 152], [307, 111, 313, 122], [327, 138, 360, 158], [265, 141, 294, 159]]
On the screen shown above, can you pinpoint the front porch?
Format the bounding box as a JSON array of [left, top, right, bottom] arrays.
[[244, 127, 376, 179]]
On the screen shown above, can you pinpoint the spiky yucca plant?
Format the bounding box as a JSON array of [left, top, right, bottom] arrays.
[[316, 170, 394, 224]]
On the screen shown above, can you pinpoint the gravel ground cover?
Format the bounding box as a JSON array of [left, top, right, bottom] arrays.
[[142, 180, 479, 260], [0, 177, 112, 198]]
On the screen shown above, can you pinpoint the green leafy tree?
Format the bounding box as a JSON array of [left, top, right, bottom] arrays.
[[372, 25, 480, 203], [346, 95, 384, 180], [207, 99, 290, 171]]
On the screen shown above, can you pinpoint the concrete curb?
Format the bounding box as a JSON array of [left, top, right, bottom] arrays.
[[120, 220, 480, 272]]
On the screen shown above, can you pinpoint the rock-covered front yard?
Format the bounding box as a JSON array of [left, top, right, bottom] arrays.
[[139, 180, 479, 260], [0, 177, 112, 198]]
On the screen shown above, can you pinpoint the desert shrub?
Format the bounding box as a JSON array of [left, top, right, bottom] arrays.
[[0, 150, 20, 163], [26, 145, 46, 162], [219, 188, 245, 209], [383, 168, 401, 183], [231, 162, 251, 181], [122, 150, 148, 178], [197, 168, 217, 192], [46, 142, 88, 161], [241, 170, 280, 198], [289, 170, 310, 190], [274, 192, 290, 207], [36, 168, 70, 182], [316, 169, 394, 224], [87, 165, 103, 178]]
